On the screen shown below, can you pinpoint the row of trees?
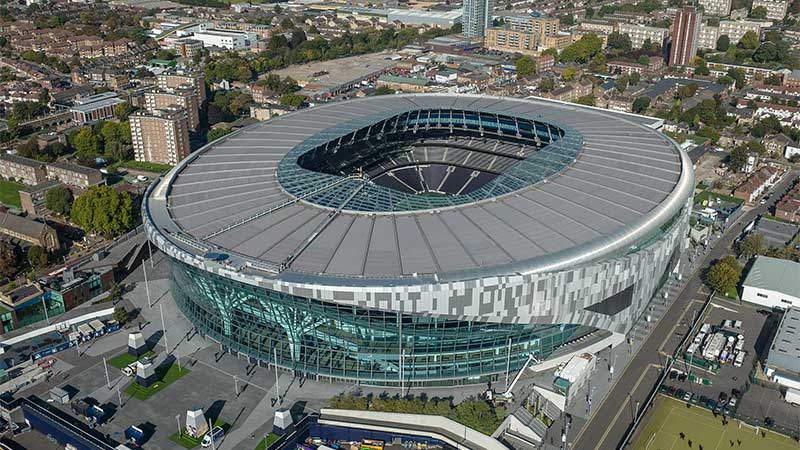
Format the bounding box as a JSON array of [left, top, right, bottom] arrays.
[[329, 394, 507, 435]]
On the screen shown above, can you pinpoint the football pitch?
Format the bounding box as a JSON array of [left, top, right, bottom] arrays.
[[631, 396, 798, 450]]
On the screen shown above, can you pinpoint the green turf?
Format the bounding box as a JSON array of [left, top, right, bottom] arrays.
[[107, 350, 156, 369], [632, 396, 798, 450], [254, 433, 280, 450], [694, 190, 744, 206], [169, 419, 230, 449], [0, 179, 23, 208], [123, 361, 190, 400]]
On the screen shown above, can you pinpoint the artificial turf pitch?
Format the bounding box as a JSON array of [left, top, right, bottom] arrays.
[[632, 396, 798, 450]]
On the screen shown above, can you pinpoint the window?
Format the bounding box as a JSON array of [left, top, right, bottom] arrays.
[[757, 293, 768, 298]]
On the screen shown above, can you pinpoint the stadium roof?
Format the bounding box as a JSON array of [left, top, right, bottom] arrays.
[[147, 95, 692, 283]]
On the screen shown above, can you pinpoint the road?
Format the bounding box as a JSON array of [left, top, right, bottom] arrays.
[[570, 171, 797, 450]]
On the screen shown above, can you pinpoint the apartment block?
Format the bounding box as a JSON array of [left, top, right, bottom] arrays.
[[669, 7, 701, 66], [699, 0, 732, 16], [719, 19, 764, 43], [45, 161, 103, 188], [617, 23, 669, 48], [157, 71, 206, 103], [145, 86, 200, 130], [505, 14, 560, 38], [0, 154, 47, 186], [130, 107, 191, 166], [751, 0, 788, 20], [698, 24, 719, 49], [485, 28, 540, 55]]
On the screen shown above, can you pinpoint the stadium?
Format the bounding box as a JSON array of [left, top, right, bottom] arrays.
[[144, 94, 694, 387]]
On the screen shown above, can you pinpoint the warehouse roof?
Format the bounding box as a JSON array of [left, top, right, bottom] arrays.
[[767, 306, 800, 374], [147, 94, 692, 282], [743, 256, 800, 299]]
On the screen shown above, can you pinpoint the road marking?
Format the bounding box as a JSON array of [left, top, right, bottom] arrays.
[[709, 302, 738, 313], [590, 364, 659, 450]]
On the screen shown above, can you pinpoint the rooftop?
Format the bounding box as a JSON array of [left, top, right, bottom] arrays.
[[147, 94, 691, 282], [743, 256, 800, 299], [767, 307, 800, 374]]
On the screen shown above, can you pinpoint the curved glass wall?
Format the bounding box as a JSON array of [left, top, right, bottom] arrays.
[[170, 260, 593, 386]]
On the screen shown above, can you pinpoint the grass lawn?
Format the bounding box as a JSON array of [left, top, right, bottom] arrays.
[[0, 179, 23, 208], [169, 419, 230, 449], [107, 350, 156, 369], [123, 361, 190, 400], [694, 190, 744, 206], [632, 396, 798, 450], [254, 433, 280, 450]]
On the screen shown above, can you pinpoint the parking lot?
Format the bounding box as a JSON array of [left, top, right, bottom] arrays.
[[659, 299, 800, 436], [662, 300, 770, 413]]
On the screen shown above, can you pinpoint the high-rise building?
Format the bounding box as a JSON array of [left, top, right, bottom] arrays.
[[462, 0, 493, 39], [145, 86, 200, 130], [130, 107, 191, 166], [699, 0, 732, 16], [750, 0, 788, 20], [669, 7, 701, 66], [157, 71, 206, 103]]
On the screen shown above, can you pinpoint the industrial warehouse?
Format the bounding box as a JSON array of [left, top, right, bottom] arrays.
[[143, 94, 694, 387]]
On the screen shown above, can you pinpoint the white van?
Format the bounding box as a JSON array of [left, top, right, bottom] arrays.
[[201, 426, 224, 448]]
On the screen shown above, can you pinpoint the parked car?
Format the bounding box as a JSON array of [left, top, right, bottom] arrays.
[[201, 426, 224, 448], [690, 393, 699, 403], [683, 392, 692, 402], [38, 358, 56, 369], [669, 370, 678, 380], [719, 392, 728, 402], [707, 399, 717, 410], [699, 395, 708, 405], [728, 397, 737, 408]]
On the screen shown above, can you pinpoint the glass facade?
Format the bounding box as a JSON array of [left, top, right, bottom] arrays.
[[171, 260, 593, 386]]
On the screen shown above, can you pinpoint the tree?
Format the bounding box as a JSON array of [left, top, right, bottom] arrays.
[[562, 66, 578, 81], [706, 259, 740, 294], [113, 305, 129, 324], [114, 102, 134, 120], [574, 95, 596, 106], [207, 127, 233, 142], [737, 233, 764, 260], [45, 185, 73, 216], [616, 74, 629, 93], [716, 34, 730, 52], [749, 5, 768, 18], [560, 33, 602, 63], [585, 7, 595, 18], [726, 68, 746, 88], [607, 31, 632, 53], [632, 96, 651, 113], [279, 93, 305, 109], [538, 78, 555, 92], [515, 55, 537, 79], [739, 30, 759, 50], [728, 144, 749, 172], [629, 72, 641, 86], [0, 242, 17, 278], [71, 186, 134, 237], [27, 245, 48, 269], [73, 127, 100, 159], [375, 85, 395, 95]]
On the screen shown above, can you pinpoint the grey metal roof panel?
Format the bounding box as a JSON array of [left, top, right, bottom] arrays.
[[150, 94, 692, 280]]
